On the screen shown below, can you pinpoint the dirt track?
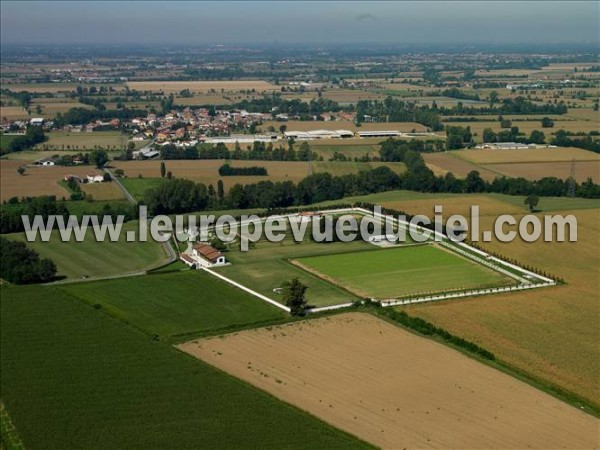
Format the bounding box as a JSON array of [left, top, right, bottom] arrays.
[[179, 313, 599, 449]]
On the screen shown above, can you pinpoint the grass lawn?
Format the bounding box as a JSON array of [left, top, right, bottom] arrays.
[[0, 285, 370, 449], [59, 271, 285, 341], [296, 244, 512, 298], [215, 238, 376, 307], [120, 177, 165, 201], [0, 134, 17, 152], [7, 221, 167, 279]]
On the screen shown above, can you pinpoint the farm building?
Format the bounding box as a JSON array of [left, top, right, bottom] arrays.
[[475, 142, 551, 150], [86, 175, 105, 183], [284, 130, 354, 140], [204, 134, 278, 144], [34, 156, 58, 166], [357, 130, 401, 138], [181, 243, 227, 268], [133, 149, 160, 159]]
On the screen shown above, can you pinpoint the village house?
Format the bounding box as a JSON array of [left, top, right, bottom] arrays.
[[180, 242, 227, 268], [86, 174, 105, 183]]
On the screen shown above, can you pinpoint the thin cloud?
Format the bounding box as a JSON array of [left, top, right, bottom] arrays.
[[356, 13, 377, 22]]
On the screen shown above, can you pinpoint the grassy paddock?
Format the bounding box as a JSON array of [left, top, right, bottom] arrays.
[[296, 245, 513, 299], [6, 221, 167, 279], [215, 237, 377, 307], [59, 270, 285, 341]]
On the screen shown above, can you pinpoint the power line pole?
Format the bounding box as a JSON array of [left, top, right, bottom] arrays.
[[567, 158, 576, 197]]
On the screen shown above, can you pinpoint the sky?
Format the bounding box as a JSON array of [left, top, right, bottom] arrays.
[[1, 1, 598, 46]]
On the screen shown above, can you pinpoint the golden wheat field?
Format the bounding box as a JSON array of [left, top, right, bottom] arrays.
[[407, 207, 600, 408], [453, 147, 599, 164], [0, 160, 102, 200], [180, 313, 599, 450]]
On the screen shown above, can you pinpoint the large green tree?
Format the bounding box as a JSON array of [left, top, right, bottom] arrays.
[[282, 278, 308, 316]]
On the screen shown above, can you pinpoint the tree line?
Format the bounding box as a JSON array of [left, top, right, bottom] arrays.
[[379, 138, 600, 198], [53, 106, 147, 127], [160, 141, 319, 162], [2, 126, 46, 154], [356, 98, 443, 130], [0, 196, 136, 234], [0, 237, 57, 284], [218, 164, 268, 176], [142, 165, 403, 215]]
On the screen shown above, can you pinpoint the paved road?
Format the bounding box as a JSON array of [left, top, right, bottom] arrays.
[[104, 167, 136, 204]]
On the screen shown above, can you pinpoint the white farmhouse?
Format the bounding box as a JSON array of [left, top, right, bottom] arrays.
[[180, 242, 226, 268]]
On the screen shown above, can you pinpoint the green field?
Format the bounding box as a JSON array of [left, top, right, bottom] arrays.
[[60, 270, 285, 341], [7, 221, 167, 279], [0, 134, 17, 152], [215, 238, 377, 307], [296, 244, 513, 299], [120, 177, 165, 201], [0, 285, 370, 449]]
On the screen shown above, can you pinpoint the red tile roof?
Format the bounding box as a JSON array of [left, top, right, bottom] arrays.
[[192, 243, 224, 263]]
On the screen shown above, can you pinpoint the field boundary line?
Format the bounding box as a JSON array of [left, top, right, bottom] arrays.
[[201, 267, 290, 313]]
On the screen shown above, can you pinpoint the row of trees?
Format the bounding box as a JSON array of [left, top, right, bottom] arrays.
[[3, 126, 46, 154], [142, 165, 404, 215], [159, 141, 319, 162], [218, 164, 268, 176], [355, 97, 443, 130], [53, 106, 147, 127], [0, 196, 69, 234], [0, 195, 137, 234], [0, 237, 57, 284], [437, 96, 568, 116], [551, 130, 600, 153]]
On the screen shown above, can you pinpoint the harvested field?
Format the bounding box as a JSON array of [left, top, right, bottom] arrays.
[[0, 106, 29, 120], [486, 160, 600, 182], [36, 131, 125, 150], [1, 150, 84, 162], [423, 152, 499, 180], [126, 81, 277, 94], [2, 83, 123, 94], [80, 181, 125, 200], [173, 95, 234, 106], [179, 313, 599, 450], [320, 90, 389, 103], [32, 101, 93, 118], [379, 193, 526, 218], [408, 207, 600, 408], [453, 147, 599, 164], [444, 120, 600, 139], [0, 160, 102, 201]]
